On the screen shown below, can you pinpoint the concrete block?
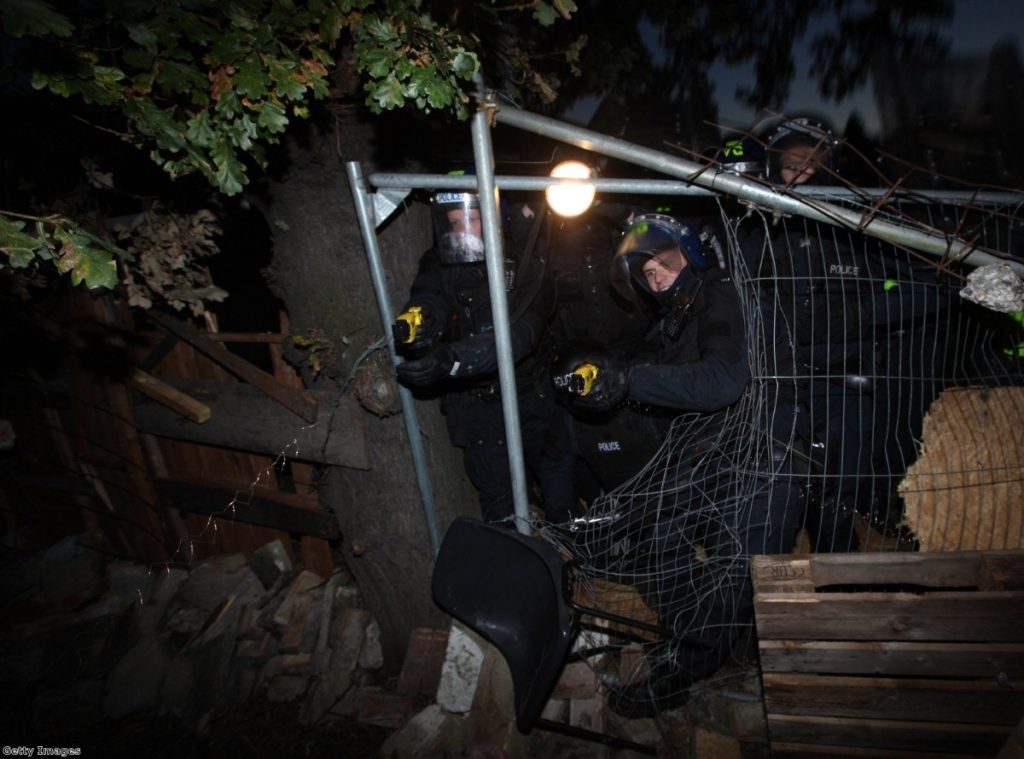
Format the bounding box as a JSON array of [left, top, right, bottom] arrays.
[[378, 704, 471, 759], [358, 689, 418, 729], [727, 694, 768, 742], [271, 569, 323, 630], [396, 627, 448, 699], [469, 641, 523, 754], [158, 655, 194, 719], [250, 540, 293, 589], [694, 725, 741, 759], [104, 636, 170, 718], [139, 567, 188, 634], [266, 673, 311, 702], [359, 618, 384, 670], [436, 622, 485, 714], [176, 560, 253, 612], [106, 561, 157, 608], [551, 662, 598, 700], [570, 695, 604, 734], [329, 607, 371, 674]]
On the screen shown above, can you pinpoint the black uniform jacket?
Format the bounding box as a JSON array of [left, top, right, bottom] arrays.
[[628, 267, 749, 412]]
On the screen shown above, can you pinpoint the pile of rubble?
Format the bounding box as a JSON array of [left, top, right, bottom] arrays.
[[0, 533, 442, 739], [382, 620, 767, 758], [0, 532, 766, 756]]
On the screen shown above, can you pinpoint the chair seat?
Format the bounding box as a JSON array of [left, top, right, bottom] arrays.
[[431, 518, 576, 732]]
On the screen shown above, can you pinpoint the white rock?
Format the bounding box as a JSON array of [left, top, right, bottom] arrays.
[[435, 621, 485, 714], [358, 618, 384, 670]]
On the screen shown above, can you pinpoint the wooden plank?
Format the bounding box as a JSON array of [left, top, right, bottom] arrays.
[[755, 552, 1024, 758], [771, 742, 979, 759], [750, 556, 815, 594], [138, 333, 181, 372], [127, 369, 211, 423], [0, 466, 93, 496], [138, 434, 190, 545], [807, 552, 986, 589], [156, 478, 340, 540], [762, 673, 1024, 725], [159, 473, 322, 513], [132, 378, 368, 469], [146, 311, 318, 423], [766, 714, 1011, 756], [758, 640, 1024, 678], [998, 713, 1024, 758], [754, 592, 1024, 641], [752, 552, 1024, 593], [981, 554, 1024, 590], [205, 332, 287, 343]]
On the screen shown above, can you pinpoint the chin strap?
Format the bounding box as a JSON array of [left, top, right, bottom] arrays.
[[661, 275, 705, 342]]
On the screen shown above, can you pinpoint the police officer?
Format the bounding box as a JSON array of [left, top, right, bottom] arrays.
[[393, 190, 574, 525], [761, 118, 868, 549], [762, 118, 942, 550], [766, 116, 840, 186], [557, 213, 757, 717]]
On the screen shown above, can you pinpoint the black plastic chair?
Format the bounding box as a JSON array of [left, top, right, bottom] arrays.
[[431, 517, 663, 755]]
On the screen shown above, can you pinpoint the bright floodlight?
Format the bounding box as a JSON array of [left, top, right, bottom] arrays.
[[546, 161, 595, 217]]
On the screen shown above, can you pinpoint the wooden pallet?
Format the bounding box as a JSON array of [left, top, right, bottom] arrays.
[[751, 551, 1024, 758]]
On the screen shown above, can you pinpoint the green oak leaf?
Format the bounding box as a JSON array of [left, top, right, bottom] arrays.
[[185, 111, 215, 147], [7, 248, 37, 268], [0, 0, 74, 37], [234, 59, 267, 99], [425, 78, 453, 109], [367, 74, 404, 111], [157, 61, 206, 94], [533, 1, 558, 26], [362, 15, 395, 44], [0, 218, 43, 251], [122, 47, 155, 70], [269, 60, 305, 100], [362, 47, 394, 79], [75, 248, 118, 289], [124, 22, 157, 50], [257, 100, 289, 133], [452, 51, 479, 78], [211, 142, 247, 195]]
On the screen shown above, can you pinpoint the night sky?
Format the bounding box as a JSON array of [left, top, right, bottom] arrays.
[[565, 0, 1024, 139]]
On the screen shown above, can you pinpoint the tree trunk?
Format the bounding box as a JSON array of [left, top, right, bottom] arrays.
[[263, 111, 475, 670], [133, 379, 368, 468]]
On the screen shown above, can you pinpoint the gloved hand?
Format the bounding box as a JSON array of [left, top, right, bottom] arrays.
[[392, 300, 443, 354], [395, 344, 458, 386], [567, 355, 630, 412]]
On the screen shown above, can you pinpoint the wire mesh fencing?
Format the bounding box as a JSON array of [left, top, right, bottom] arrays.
[[536, 187, 1024, 713]]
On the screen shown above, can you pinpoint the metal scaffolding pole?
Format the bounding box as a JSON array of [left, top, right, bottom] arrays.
[[492, 104, 1024, 276], [346, 161, 441, 555], [349, 100, 1023, 553], [470, 92, 531, 535], [367, 171, 1024, 208]]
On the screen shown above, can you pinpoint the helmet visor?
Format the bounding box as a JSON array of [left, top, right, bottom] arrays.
[[432, 192, 486, 263], [612, 217, 689, 299]]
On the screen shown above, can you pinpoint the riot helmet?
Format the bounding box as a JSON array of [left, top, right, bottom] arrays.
[[716, 135, 767, 178], [766, 117, 839, 186], [611, 214, 710, 305], [432, 191, 487, 264]]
